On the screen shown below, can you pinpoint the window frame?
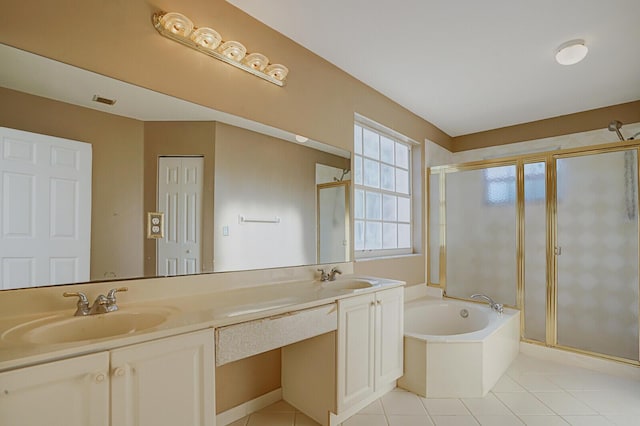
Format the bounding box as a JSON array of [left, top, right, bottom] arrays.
[[353, 120, 414, 259]]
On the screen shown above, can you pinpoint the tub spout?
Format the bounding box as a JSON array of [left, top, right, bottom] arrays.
[[470, 294, 504, 314]]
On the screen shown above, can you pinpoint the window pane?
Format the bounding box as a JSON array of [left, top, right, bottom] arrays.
[[383, 223, 397, 249], [398, 224, 411, 248], [396, 143, 409, 168], [398, 197, 411, 222], [354, 155, 363, 185], [365, 222, 382, 249], [396, 168, 409, 194], [354, 220, 364, 250], [381, 164, 395, 191], [380, 136, 395, 164], [354, 189, 365, 219], [365, 191, 381, 220], [382, 194, 397, 221], [363, 128, 379, 159], [354, 125, 363, 155], [363, 158, 380, 188]]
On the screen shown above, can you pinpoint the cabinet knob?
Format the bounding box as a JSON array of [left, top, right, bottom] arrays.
[[114, 367, 125, 377], [370, 301, 376, 307], [95, 373, 106, 383], [377, 300, 382, 305]]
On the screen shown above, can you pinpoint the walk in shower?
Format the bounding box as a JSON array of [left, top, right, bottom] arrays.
[[428, 141, 640, 364]]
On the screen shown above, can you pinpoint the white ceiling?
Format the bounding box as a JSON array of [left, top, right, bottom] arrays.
[[228, 0, 640, 137]]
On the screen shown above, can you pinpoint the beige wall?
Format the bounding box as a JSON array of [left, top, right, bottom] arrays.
[[0, 87, 144, 281], [215, 349, 281, 413], [214, 122, 349, 271], [143, 121, 216, 275]]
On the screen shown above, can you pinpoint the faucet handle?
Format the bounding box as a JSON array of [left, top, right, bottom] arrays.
[[317, 268, 329, 281], [106, 287, 128, 310], [107, 287, 128, 301], [63, 292, 90, 316]]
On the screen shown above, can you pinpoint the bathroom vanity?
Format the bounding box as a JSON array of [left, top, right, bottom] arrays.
[[0, 273, 404, 426]]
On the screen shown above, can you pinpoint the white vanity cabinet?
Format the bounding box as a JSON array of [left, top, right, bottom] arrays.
[[0, 329, 214, 426], [282, 286, 404, 426], [111, 329, 215, 426], [337, 286, 404, 412], [0, 352, 110, 426]]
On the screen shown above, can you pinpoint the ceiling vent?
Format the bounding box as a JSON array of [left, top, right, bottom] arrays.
[[92, 95, 116, 106]]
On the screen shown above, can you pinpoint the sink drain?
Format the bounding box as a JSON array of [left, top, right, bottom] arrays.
[[460, 309, 469, 318]]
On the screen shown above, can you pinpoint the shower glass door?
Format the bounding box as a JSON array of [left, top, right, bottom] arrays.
[[555, 149, 639, 360]]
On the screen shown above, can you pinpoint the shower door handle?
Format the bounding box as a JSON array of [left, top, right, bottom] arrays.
[[554, 246, 562, 255]]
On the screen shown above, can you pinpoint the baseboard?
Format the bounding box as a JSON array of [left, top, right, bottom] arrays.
[[520, 342, 640, 380], [216, 388, 283, 426]]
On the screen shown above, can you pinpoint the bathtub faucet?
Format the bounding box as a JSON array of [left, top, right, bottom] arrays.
[[470, 294, 504, 314]]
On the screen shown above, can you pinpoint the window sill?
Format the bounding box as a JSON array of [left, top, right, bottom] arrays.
[[354, 253, 422, 262]]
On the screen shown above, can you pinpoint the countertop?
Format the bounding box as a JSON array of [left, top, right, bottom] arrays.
[[0, 275, 404, 372]]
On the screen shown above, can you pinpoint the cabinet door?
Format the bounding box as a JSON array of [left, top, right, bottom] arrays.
[[375, 287, 404, 388], [110, 329, 215, 426], [0, 352, 109, 426], [337, 293, 375, 412]]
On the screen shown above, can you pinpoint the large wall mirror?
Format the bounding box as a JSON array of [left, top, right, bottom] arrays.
[[0, 44, 351, 290]]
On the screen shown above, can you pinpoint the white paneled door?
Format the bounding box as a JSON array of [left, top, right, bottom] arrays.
[[0, 127, 92, 289], [157, 156, 203, 276]]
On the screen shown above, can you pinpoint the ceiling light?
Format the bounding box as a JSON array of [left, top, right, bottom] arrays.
[[153, 11, 289, 86], [295, 135, 309, 143], [555, 39, 588, 65]]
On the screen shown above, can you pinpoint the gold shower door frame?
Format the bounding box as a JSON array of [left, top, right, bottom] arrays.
[[427, 140, 640, 365]]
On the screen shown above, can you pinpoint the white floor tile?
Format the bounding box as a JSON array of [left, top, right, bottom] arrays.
[[550, 373, 624, 391], [461, 393, 512, 416], [604, 414, 640, 426], [569, 390, 640, 415], [360, 399, 385, 414], [474, 415, 524, 426], [492, 375, 527, 393], [511, 374, 564, 392], [246, 412, 295, 426], [343, 414, 389, 426], [430, 416, 479, 426], [533, 391, 597, 415], [517, 415, 569, 425], [561, 416, 614, 426], [387, 414, 435, 426], [421, 398, 470, 416], [494, 392, 554, 415], [382, 390, 428, 415], [294, 412, 321, 426]]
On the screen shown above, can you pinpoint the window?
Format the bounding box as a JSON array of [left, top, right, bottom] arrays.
[[484, 163, 546, 205], [354, 123, 412, 257]]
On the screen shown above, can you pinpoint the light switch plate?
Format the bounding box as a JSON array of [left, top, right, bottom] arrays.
[[147, 212, 164, 239]]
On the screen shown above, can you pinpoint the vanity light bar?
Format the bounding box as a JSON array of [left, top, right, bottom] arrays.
[[152, 11, 288, 87]]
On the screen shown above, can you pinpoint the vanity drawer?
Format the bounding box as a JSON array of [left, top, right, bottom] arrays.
[[215, 303, 337, 366]]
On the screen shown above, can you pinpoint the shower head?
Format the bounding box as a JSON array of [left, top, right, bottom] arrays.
[[608, 120, 626, 141]]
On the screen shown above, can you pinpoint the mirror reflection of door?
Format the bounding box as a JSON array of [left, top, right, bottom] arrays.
[[157, 156, 203, 276], [0, 127, 92, 289], [317, 181, 350, 264]]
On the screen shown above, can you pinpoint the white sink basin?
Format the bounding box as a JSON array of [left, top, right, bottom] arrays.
[[322, 278, 379, 291], [2, 307, 176, 345]]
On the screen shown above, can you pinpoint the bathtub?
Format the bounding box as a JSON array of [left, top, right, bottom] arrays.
[[398, 297, 520, 398]]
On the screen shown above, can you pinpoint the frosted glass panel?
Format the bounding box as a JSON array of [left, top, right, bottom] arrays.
[[382, 194, 397, 221], [381, 164, 395, 191], [363, 128, 379, 159], [429, 173, 440, 284], [523, 162, 547, 342], [363, 158, 379, 188], [556, 150, 639, 360], [380, 136, 394, 164], [445, 167, 517, 305]]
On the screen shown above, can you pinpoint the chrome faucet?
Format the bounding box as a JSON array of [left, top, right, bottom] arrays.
[[470, 293, 504, 314], [317, 267, 342, 282], [328, 267, 342, 281], [64, 287, 128, 316]]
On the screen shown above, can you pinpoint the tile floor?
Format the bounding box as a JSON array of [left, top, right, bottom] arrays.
[[228, 354, 640, 426]]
